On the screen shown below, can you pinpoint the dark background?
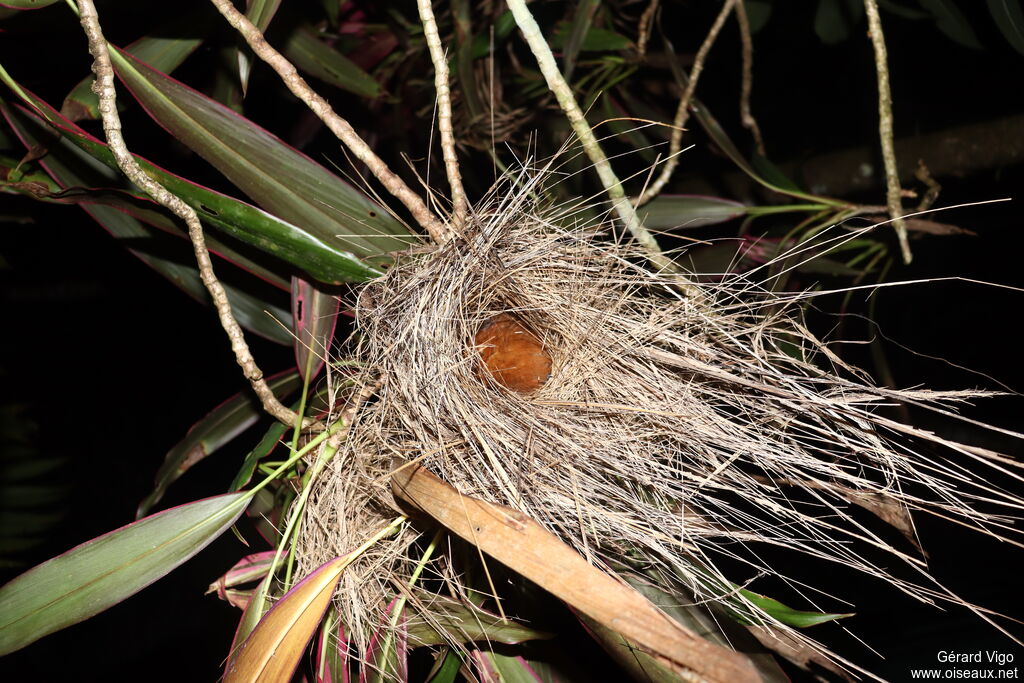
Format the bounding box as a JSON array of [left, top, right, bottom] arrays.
[[2, 1, 1023, 681]]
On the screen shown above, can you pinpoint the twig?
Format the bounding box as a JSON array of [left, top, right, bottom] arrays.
[[505, 0, 680, 278], [864, 0, 912, 264], [637, 0, 737, 206], [74, 0, 313, 430], [733, 0, 765, 156], [207, 0, 450, 244], [637, 0, 660, 58], [417, 0, 468, 232]]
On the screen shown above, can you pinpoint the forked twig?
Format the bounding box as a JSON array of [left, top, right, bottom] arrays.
[[73, 0, 313, 430], [417, 0, 468, 233], [637, 0, 737, 206], [207, 0, 451, 244], [864, 0, 913, 264]]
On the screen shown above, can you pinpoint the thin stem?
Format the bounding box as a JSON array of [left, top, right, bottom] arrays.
[[864, 0, 912, 264], [637, 0, 737, 206], [505, 0, 683, 282], [417, 0, 468, 233], [734, 0, 765, 156], [207, 0, 450, 244], [72, 0, 310, 429]]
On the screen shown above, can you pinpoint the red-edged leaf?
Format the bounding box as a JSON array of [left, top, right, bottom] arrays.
[[0, 0, 59, 9], [0, 492, 250, 655], [136, 370, 302, 518], [208, 550, 277, 608], [640, 194, 747, 230], [292, 277, 341, 381]]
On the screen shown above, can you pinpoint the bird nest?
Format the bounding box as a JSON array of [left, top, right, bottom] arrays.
[[296, 169, 1021, 668]]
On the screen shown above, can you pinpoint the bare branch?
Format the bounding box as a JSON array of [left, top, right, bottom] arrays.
[[417, 0, 468, 233], [864, 0, 913, 264], [75, 0, 313, 429], [734, 0, 765, 156], [207, 0, 450, 244], [637, 0, 737, 206]]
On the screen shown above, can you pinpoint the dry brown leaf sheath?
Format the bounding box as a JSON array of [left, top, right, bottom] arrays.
[[390, 458, 762, 683]]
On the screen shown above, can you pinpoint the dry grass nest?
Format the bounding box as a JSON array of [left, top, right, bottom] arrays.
[[296, 170, 1023, 665]]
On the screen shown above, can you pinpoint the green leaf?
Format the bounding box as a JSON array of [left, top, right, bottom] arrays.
[[230, 421, 290, 492], [751, 154, 805, 193], [814, 0, 864, 44], [426, 648, 462, 683], [107, 48, 414, 270], [406, 593, 551, 647], [238, 0, 284, 93], [641, 195, 747, 230], [62, 14, 208, 121], [0, 492, 251, 655], [137, 371, 303, 518], [988, 0, 1024, 56], [1, 99, 295, 344], [291, 278, 340, 381], [738, 588, 852, 628], [878, 0, 930, 20], [561, 0, 599, 79], [744, 0, 774, 33], [281, 24, 382, 98], [0, 0, 59, 8], [551, 21, 631, 52], [918, 0, 984, 49]]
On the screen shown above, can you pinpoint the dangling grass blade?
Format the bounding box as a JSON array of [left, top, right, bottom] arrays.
[[281, 24, 382, 99], [225, 555, 351, 683], [61, 11, 210, 121], [0, 82, 384, 284], [137, 370, 302, 518], [0, 491, 251, 655], [106, 48, 415, 265], [292, 277, 340, 382], [640, 195, 747, 230], [1, 100, 295, 344]]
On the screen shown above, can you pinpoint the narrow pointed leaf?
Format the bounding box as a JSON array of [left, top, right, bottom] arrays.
[[641, 195, 747, 230], [315, 608, 349, 683], [988, 0, 1024, 56], [0, 0, 59, 9], [918, 0, 984, 49], [1, 99, 295, 343], [0, 492, 251, 655], [225, 556, 351, 683], [736, 588, 852, 629], [208, 551, 277, 605], [106, 48, 415, 266], [292, 277, 340, 381], [406, 593, 550, 647], [363, 606, 408, 683], [238, 0, 284, 93], [62, 15, 208, 121], [281, 24, 382, 98], [230, 420, 290, 492], [137, 370, 302, 518]]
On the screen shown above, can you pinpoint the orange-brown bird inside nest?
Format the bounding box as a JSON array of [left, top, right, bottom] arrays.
[[474, 313, 552, 393]]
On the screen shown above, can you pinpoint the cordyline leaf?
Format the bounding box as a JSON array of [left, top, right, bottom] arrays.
[[560, 0, 599, 80], [737, 588, 852, 629], [137, 370, 302, 518], [315, 608, 349, 683], [0, 0, 59, 9], [406, 592, 550, 647], [230, 420, 290, 491], [918, 0, 984, 49], [281, 24, 382, 99], [0, 80, 384, 284], [988, 0, 1024, 56], [292, 277, 340, 381], [476, 652, 550, 683], [208, 550, 277, 600], [0, 99, 295, 344], [0, 491, 251, 655], [106, 48, 415, 267], [389, 460, 761, 683], [225, 555, 351, 683], [640, 195, 747, 230], [62, 14, 208, 121], [363, 604, 408, 683], [425, 648, 460, 683]]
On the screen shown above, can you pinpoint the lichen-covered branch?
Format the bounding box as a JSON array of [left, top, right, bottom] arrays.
[[417, 0, 468, 233], [864, 0, 913, 264], [637, 0, 737, 206], [207, 0, 450, 244], [75, 0, 312, 429]]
